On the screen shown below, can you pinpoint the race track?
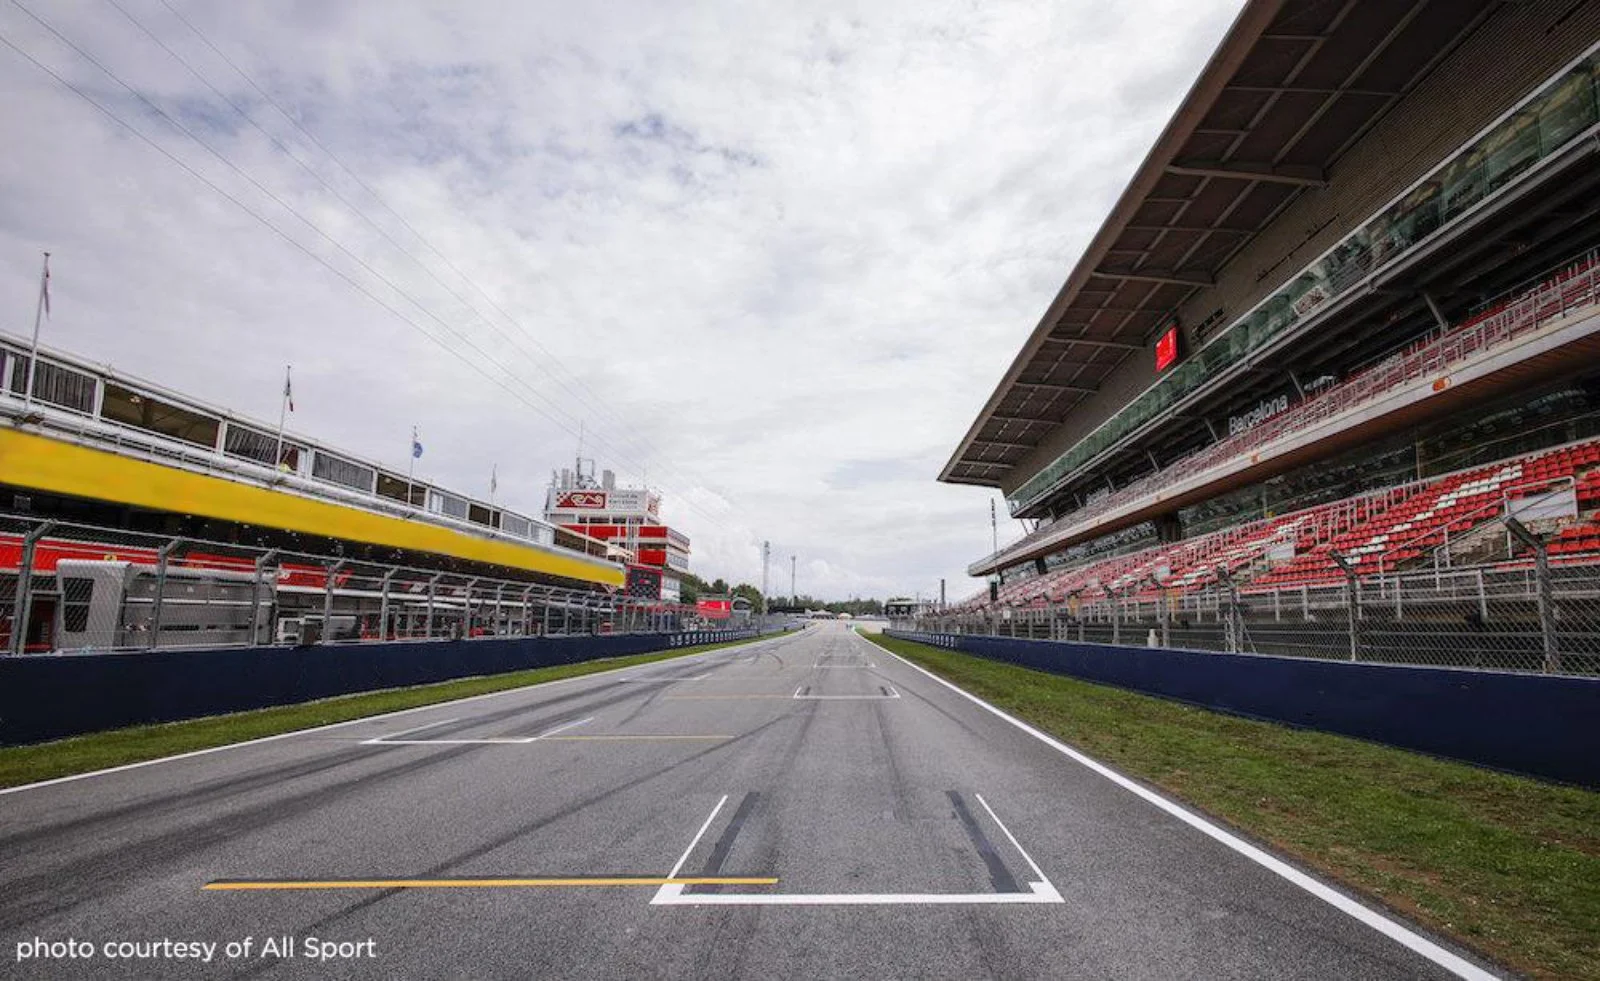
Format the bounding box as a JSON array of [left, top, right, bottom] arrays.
[[1, 623, 1500, 979]]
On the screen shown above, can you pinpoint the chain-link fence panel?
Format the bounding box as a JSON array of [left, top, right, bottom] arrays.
[[909, 559, 1600, 677]]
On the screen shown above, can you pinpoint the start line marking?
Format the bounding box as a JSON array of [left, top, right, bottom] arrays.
[[362, 716, 592, 745], [792, 685, 899, 700], [649, 793, 1062, 907]]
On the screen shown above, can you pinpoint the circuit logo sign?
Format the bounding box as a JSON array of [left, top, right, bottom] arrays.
[[558, 491, 608, 509]]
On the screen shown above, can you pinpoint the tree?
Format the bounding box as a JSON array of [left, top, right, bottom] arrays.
[[731, 582, 764, 608], [710, 578, 729, 595], [676, 572, 709, 605]]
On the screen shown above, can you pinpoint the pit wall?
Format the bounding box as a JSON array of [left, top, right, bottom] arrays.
[[0, 628, 770, 746], [885, 630, 1600, 787]]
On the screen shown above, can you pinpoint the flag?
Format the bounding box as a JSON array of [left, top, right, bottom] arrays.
[[490, 464, 498, 496], [40, 254, 50, 319], [411, 427, 423, 459], [282, 366, 294, 412]]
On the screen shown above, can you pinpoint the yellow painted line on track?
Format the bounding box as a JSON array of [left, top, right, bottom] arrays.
[[540, 734, 731, 741], [204, 877, 776, 891], [661, 694, 796, 700]]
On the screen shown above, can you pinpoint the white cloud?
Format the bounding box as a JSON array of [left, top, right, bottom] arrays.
[[0, 0, 1242, 600]]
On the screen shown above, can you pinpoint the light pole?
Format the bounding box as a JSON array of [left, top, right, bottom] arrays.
[[760, 540, 770, 617]]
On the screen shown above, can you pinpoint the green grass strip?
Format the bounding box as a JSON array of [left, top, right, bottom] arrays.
[[0, 634, 770, 791], [866, 633, 1600, 981]]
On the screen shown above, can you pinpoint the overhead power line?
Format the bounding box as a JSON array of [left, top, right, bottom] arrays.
[[144, 0, 718, 503], [1, 1, 738, 528]]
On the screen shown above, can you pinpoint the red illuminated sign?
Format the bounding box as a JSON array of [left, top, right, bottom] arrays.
[[696, 599, 732, 620], [557, 491, 607, 509], [1155, 325, 1180, 372]]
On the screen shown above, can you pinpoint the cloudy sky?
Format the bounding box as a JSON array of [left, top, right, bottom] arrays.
[[0, 0, 1241, 601]]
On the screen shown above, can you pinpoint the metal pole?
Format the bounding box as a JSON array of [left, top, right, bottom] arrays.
[[760, 540, 770, 617], [22, 252, 49, 412], [1329, 551, 1359, 661], [321, 560, 346, 645], [249, 549, 280, 647], [1217, 566, 1238, 654], [1505, 517, 1559, 673], [424, 573, 442, 640], [273, 365, 291, 471], [460, 578, 479, 639], [377, 567, 397, 641], [148, 538, 183, 651], [11, 520, 56, 655]]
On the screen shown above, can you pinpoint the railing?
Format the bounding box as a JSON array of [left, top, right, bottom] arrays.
[[974, 252, 1600, 573], [1375, 475, 1577, 575], [0, 512, 772, 656], [0, 398, 624, 571], [1008, 46, 1600, 514]]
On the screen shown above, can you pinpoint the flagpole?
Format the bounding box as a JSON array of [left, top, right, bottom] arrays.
[[273, 365, 290, 470], [23, 251, 49, 411], [407, 426, 417, 508]]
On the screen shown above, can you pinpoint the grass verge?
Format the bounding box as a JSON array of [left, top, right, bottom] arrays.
[[867, 633, 1600, 981], [0, 634, 769, 791]]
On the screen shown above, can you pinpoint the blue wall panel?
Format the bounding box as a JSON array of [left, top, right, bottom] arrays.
[[887, 631, 1600, 787], [0, 630, 759, 746]]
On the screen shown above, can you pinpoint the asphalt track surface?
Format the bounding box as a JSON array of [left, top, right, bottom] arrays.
[[1, 623, 1504, 980]]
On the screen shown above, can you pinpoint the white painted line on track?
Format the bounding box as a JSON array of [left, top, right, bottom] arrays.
[[360, 718, 459, 745], [974, 793, 1052, 885], [617, 674, 709, 682], [651, 882, 1063, 905], [651, 789, 1064, 907], [367, 714, 596, 746], [791, 685, 899, 700], [0, 634, 793, 797], [533, 716, 594, 739], [865, 633, 1502, 981], [663, 795, 729, 880]]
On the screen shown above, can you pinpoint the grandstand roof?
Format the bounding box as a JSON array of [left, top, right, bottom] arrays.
[[940, 0, 1500, 488]]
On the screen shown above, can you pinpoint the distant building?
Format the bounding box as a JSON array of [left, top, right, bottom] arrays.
[[544, 460, 691, 602]]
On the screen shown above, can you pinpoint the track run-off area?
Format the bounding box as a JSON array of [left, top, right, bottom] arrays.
[[1, 623, 1502, 979]]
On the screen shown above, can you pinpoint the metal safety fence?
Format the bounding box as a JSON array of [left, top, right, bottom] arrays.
[[0, 512, 773, 655], [901, 559, 1600, 677]]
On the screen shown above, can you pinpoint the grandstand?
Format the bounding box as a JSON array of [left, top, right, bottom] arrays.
[[935, 1, 1600, 670], [0, 331, 636, 653]]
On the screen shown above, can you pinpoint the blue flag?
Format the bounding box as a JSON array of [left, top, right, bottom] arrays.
[[411, 427, 423, 459]]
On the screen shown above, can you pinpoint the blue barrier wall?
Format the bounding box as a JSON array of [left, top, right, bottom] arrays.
[[887, 630, 1600, 787], [0, 629, 763, 746]]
